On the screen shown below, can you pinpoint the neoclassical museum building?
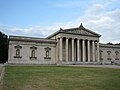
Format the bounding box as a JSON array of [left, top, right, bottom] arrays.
[[8, 24, 120, 65]]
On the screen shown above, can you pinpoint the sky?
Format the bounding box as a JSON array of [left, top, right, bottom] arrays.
[[0, 0, 120, 43]]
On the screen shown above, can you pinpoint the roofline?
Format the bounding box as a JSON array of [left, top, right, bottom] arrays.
[[46, 30, 61, 39], [100, 43, 120, 48], [82, 27, 101, 37], [47, 26, 101, 39], [9, 35, 57, 43], [63, 27, 101, 37]]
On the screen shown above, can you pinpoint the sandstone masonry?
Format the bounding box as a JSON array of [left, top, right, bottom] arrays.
[[8, 24, 120, 65]]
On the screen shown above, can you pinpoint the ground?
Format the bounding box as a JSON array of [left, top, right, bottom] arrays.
[[2, 66, 120, 90], [0, 64, 4, 90]]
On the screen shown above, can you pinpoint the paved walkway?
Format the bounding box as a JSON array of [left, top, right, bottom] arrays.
[[0, 64, 4, 80], [7, 63, 120, 69], [2, 63, 120, 69], [67, 65, 120, 69], [0, 64, 3, 73], [0, 64, 4, 90]]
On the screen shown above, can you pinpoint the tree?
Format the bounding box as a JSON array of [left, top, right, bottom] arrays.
[[115, 43, 120, 45], [107, 42, 113, 45], [0, 31, 8, 63]]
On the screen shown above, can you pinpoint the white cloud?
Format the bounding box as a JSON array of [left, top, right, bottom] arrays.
[[86, 4, 105, 16], [54, 2, 120, 44], [55, 0, 86, 8], [80, 4, 120, 44], [0, 1, 120, 44]]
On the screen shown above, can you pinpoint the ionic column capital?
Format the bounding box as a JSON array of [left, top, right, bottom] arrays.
[[59, 37, 63, 39], [66, 37, 69, 39], [56, 38, 59, 41], [77, 38, 81, 41], [72, 38, 75, 40]]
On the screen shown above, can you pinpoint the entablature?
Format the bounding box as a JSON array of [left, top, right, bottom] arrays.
[[58, 33, 99, 41]]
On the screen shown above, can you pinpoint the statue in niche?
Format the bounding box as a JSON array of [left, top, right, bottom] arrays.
[[44, 47, 51, 59], [115, 51, 119, 60], [46, 51, 49, 57], [14, 45, 22, 58], [30, 46, 37, 59]]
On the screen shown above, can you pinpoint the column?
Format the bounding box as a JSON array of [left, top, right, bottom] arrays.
[[72, 38, 74, 61], [92, 40, 95, 62], [87, 40, 90, 62], [66, 38, 69, 62], [60, 37, 63, 61], [56, 39, 59, 61], [82, 39, 85, 62], [97, 41, 99, 62], [77, 39, 80, 61]]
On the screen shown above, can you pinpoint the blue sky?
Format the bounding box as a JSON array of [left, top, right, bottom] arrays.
[[0, 0, 120, 43], [0, 0, 90, 26]]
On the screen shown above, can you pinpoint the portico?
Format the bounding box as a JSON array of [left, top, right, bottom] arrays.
[[58, 37, 100, 63], [46, 24, 99, 64], [46, 24, 101, 64]]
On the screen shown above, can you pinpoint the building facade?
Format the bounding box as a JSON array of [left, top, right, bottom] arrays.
[[8, 24, 120, 65]]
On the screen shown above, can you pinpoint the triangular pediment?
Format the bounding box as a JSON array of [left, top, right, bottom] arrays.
[[61, 24, 101, 37], [47, 24, 101, 39], [64, 28, 96, 36]]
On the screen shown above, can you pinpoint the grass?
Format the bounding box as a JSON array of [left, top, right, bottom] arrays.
[[3, 66, 120, 90]]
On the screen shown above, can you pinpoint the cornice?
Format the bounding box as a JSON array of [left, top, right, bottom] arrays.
[[100, 43, 120, 48], [9, 35, 57, 44]]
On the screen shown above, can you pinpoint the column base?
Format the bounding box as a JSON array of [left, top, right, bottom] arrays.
[[56, 60, 63, 65], [58, 61, 101, 65]]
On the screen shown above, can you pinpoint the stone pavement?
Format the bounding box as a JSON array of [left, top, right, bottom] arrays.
[[0, 64, 4, 90], [67, 65, 120, 69], [7, 63, 120, 69], [0, 64, 4, 80]]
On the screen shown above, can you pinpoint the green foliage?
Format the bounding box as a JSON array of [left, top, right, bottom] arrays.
[[107, 42, 120, 45], [115, 43, 120, 45], [107, 42, 114, 45], [0, 31, 8, 63], [3, 66, 120, 90]]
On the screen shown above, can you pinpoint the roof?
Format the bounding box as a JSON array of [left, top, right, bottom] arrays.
[[9, 35, 57, 44], [47, 23, 101, 39], [100, 43, 120, 48]]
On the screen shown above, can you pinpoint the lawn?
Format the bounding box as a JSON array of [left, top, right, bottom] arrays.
[[3, 66, 120, 90]]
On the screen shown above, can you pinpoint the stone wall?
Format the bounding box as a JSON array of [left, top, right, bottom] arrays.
[[8, 36, 57, 65], [99, 44, 120, 65], [8, 36, 120, 65]]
